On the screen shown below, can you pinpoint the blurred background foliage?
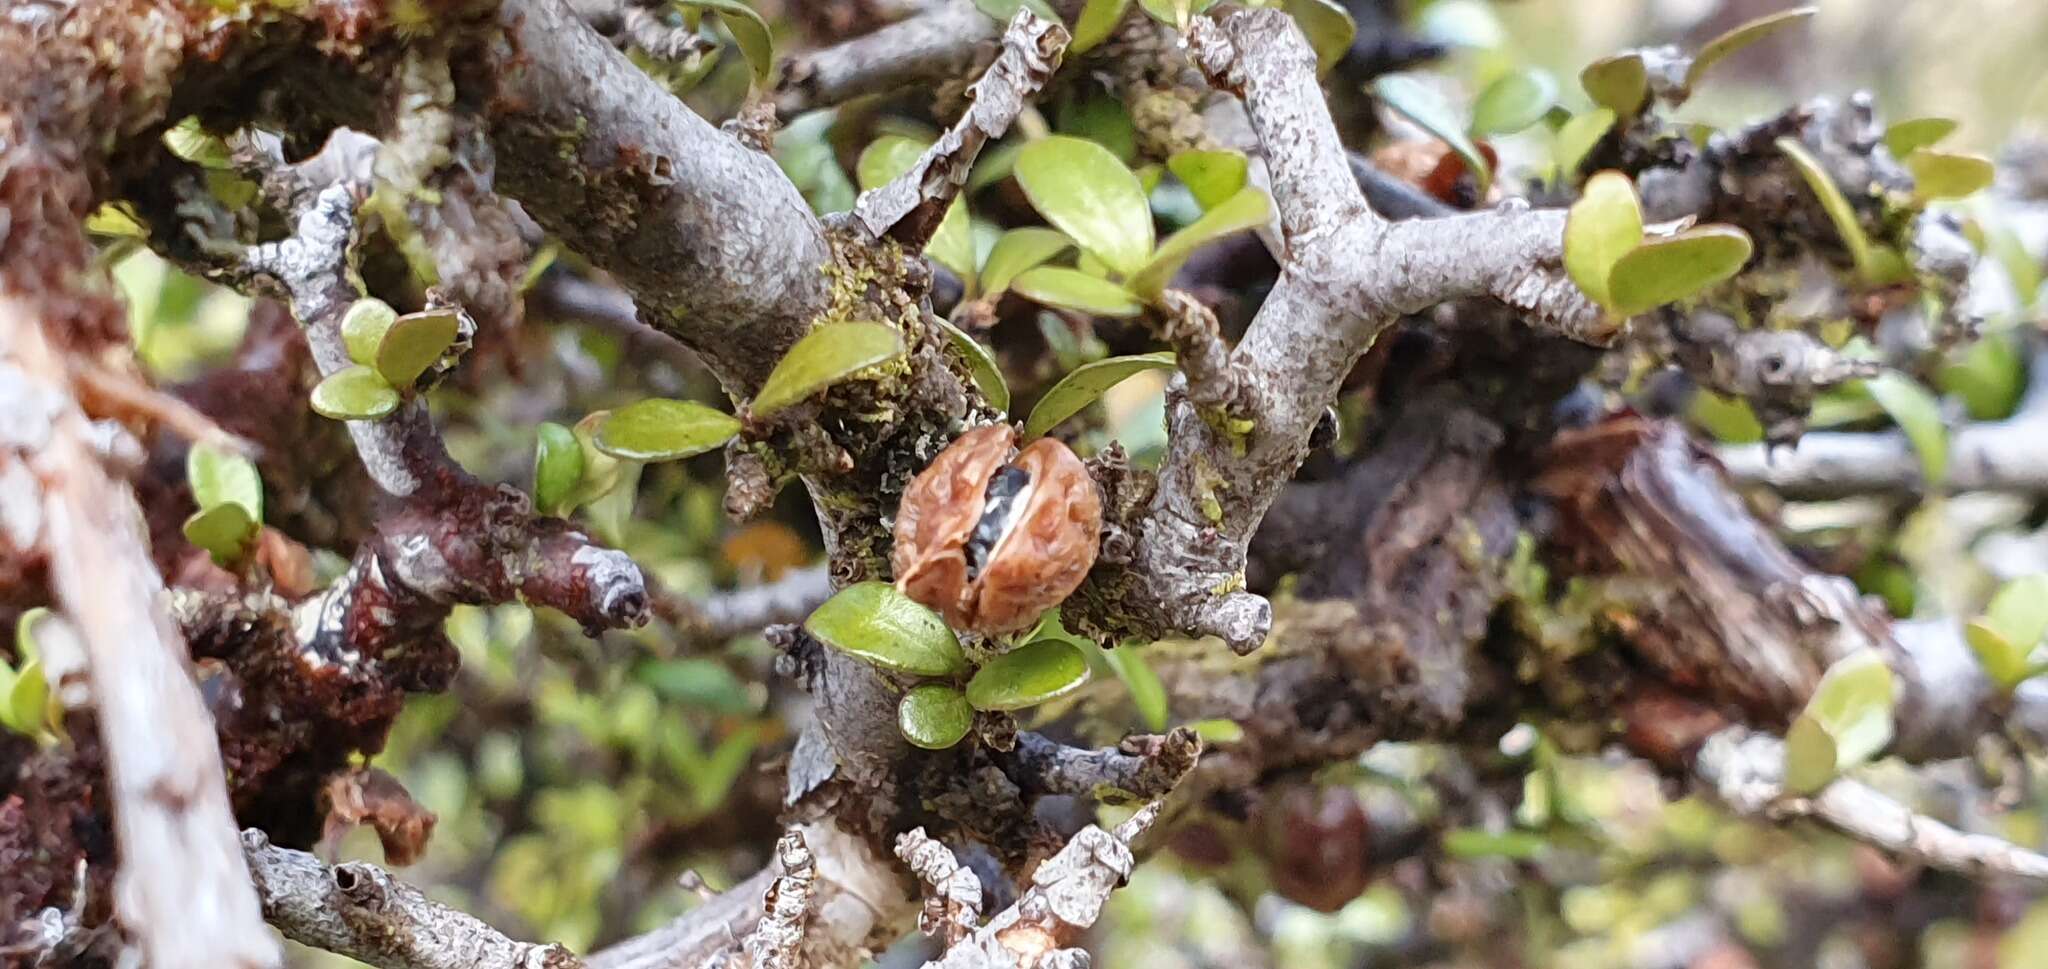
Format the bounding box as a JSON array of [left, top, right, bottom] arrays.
[[93, 0, 2048, 966]]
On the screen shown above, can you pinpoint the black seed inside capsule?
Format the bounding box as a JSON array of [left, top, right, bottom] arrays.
[[964, 465, 1031, 580]]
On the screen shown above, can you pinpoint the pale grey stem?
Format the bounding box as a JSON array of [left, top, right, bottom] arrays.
[[243, 830, 581, 969], [742, 830, 818, 969], [853, 9, 1069, 249], [2, 295, 278, 969], [776, 0, 1001, 115], [1719, 351, 2048, 497], [895, 828, 984, 946], [1695, 728, 2048, 885]]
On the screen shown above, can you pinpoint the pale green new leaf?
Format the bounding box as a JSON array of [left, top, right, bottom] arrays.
[[595, 399, 742, 462], [1580, 54, 1648, 116], [898, 684, 975, 749], [1605, 225, 1753, 315], [310, 365, 400, 421], [1011, 267, 1144, 319], [676, 0, 774, 84], [966, 640, 1091, 711], [751, 322, 906, 417], [1563, 171, 1643, 307], [1686, 6, 1816, 90], [1166, 149, 1250, 212], [1022, 351, 1176, 438], [1863, 371, 1948, 486], [1014, 136, 1155, 278], [187, 442, 262, 521], [936, 317, 1010, 413], [1469, 68, 1558, 137], [804, 581, 968, 677], [981, 227, 1074, 297], [532, 421, 586, 516]]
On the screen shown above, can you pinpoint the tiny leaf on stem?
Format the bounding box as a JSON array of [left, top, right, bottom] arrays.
[[1023, 351, 1176, 438], [898, 684, 975, 749], [310, 365, 401, 421], [595, 399, 742, 462], [805, 581, 969, 677], [966, 639, 1091, 711], [1015, 136, 1155, 278], [751, 322, 906, 418]]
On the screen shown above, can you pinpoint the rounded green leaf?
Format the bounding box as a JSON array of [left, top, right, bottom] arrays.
[[937, 318, 1010, 413], [1024, 351, 1176, 438], [1687, 6, 1815, 90], [1884, 117, 1958, 159], [1070, 0, 1129, 54], [1983, 575, 2048, 657], [982, 227, 1074, 297], [4, 659, 51, 740], [1563, 171, 1643, 307], [1015, 136, 1155, 278], [1011, 267, 1144, 319], [187, 441, 262, 521], [341, 298, 398, 366], [1127, 186, 1271, 300], [1966, 619, 2033, 691], [1802, 649, 1896, 770], [1469, 68, 1558, 137], [14, 608, 50, 666], [182, 503, 257, 566], [595, 398, 742, 462], [1166, 150, 1250, 212], [679, 0, 774, 84], [1188, 718, 1243, 744], [1605, 225, 1753, 315], [1906, 149, 1995, 201], [898, 684, 975, 750], [1580, 54, 1648, 116], [1782, 713, 1838, 795], [1099, 643, 1167, 732], [375, 308, 460, 388], [1864, 371, 1948, 487], [856, 135, 929, 192], [804, 581, 968, 677], [532, 421, 587, 516], [752, 322, 906, 418], [1372, 74, 1491, 195], [966, 639, 1091, 712], [1553, 107, 1616, 176], [1284, 0, 1357, 75], [310, 365, 400, 421]]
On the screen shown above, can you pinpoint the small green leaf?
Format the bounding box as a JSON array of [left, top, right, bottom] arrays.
[[375, 308, 460, 387], [981, 227, 1074, 297], [1782, 713, 1839, 795], [183, 503, 257, 566], [1778, 136, 1903, 285], [1167, 149, 1250, 212], [1011, 267, 1144, 319], [677, 0, 774, 84], [1553, 107, 1616, 176], [937, 318, 1010, 413], [310, 365, 400, 421], [595, 399, 742, 462], [5, 660, 51, 741], [1443, 828, 1547, 860], [1071, 0, 1129, 53], [1187, 718, 1243, 744], [1372, 74, 1491, 195], [1885, 117, 1958, 158], [1057, 95, 1139, 164], [341, 298, 398, 366], [898, 684, 975, 749], [1563, 170, 1643, 307], [1099, 643, 1167, 731], [752, 322, 907, 417], [805, 581, 968, 677], [1939, 331, 2023, 421], [929, 203, 979, 289], [1801, 649, 1897, 778], [532, 421, 586, 517], [1605, 225, 1753, 315], [1864, 372, 1948, 486], [14, 608, 49, 666], [1580, 54, 1648, 116], [1015, 136, 1155, 278], [1023, 351, 1176, 438], [1971, 575, 2048, 691], [164, 117, 233, 169], [1687, 6, 1815, 89], [1967, 621, 2034, 692], [187, 442, 262, 522], [1284, 0, 1357, 75], [856, 135, 929, 192], [1127, 186, 1272, 300], [1469, 68, 1558, 137], [966, 639, 1091, 711], [1906, 149, 1996, 201]]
